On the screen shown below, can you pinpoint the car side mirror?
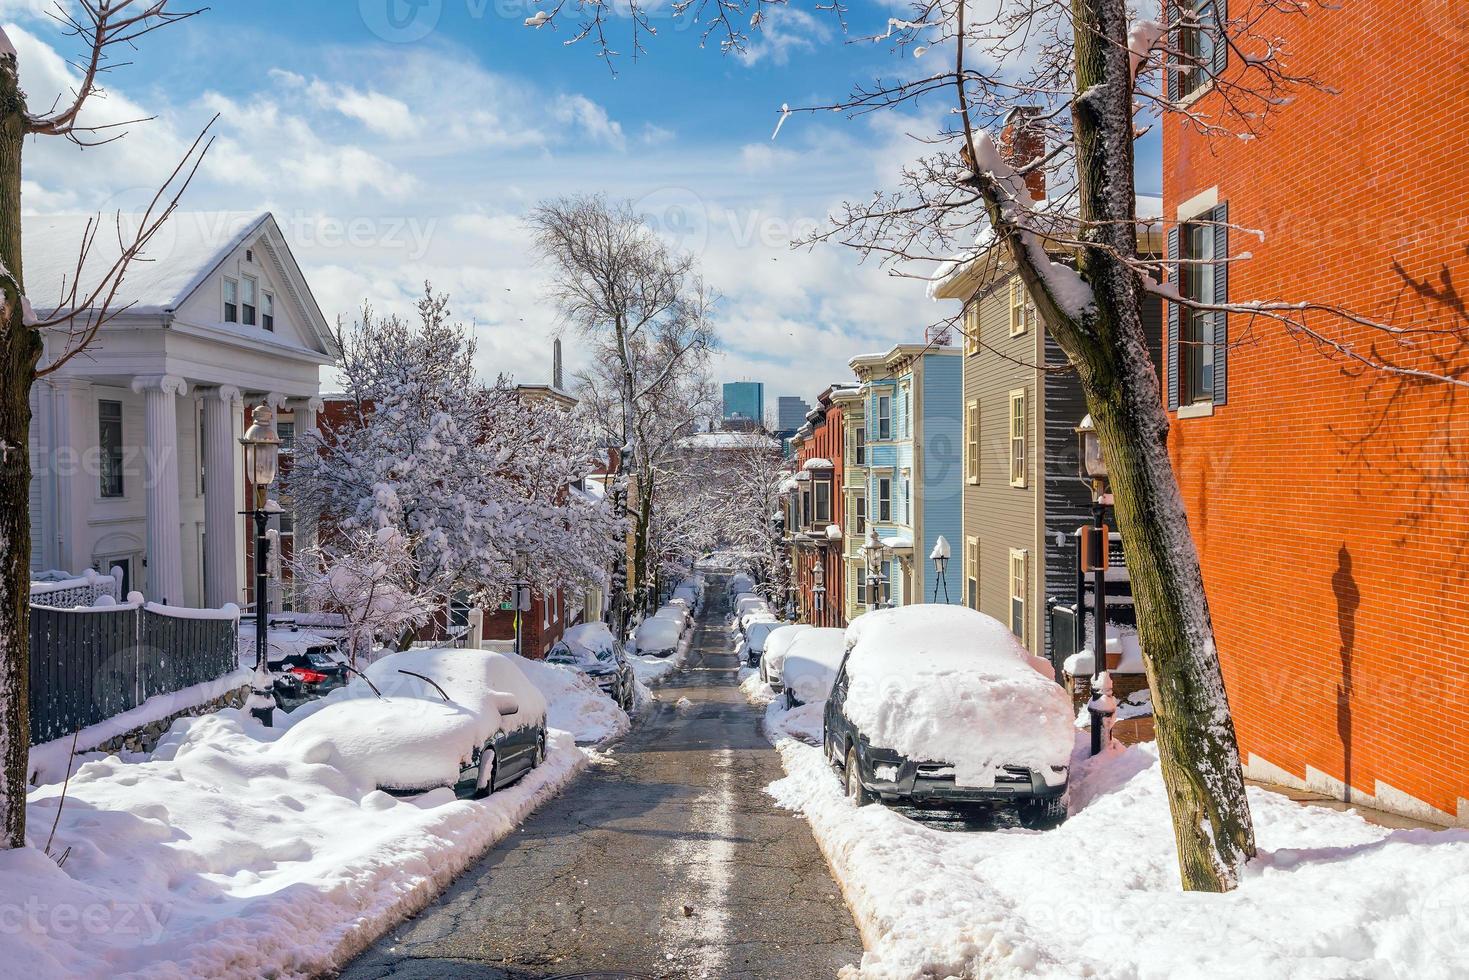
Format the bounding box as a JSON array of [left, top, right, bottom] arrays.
[[491, 692, 520, 717]]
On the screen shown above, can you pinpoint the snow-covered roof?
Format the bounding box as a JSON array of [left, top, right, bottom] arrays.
[[26, 211, 268, 315], [802, 458, 833, 471], [677, 431, 781, 450]]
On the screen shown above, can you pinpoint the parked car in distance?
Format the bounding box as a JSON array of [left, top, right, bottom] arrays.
[[652, 604, 691, 634], [780, 628, 846, 708], [269, 641, 349, 709], [740, 618, 791, 668], [823, 605, 1074, 828], [760, 623, 814, 691], [734, 593, 769, 620], [548, 622, 636, 711], [634, 616, 684, 658], [277, 647, 548, 798], [727, 572, 756, 602]]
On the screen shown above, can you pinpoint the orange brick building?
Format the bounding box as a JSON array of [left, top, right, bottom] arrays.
[[788, 388, 846, 628], [1162, 1, 1469, 823]]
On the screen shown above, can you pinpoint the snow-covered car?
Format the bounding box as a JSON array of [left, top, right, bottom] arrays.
[[634, 616, 684, 658], [759, 623, 814, 690], [780, 628, 846, 708], [740, 610, 778, 638], [734, 593, 769, 620], [652, 604, 691, 634], [673, 580, 702, 612], [277, 647, 548, 798], [823, 606, 1073, 826], [547, 622, 636, 711], [740, 618, 791, 667], [727, 572, 756, 601]]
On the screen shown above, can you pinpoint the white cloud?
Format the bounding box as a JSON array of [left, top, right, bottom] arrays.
[[552, 94, 626, 150], [735, 8, 833, 67]]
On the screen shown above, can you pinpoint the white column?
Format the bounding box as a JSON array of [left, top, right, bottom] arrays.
[[132, 375, 188, 604], [46, 379, 77, 571], [202, 385, 242, 608]]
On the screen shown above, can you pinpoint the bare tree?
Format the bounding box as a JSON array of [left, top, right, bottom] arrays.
[[520, 0, 1465, 892], [0, 2, 210, 851], [530, 195, 717, 630]]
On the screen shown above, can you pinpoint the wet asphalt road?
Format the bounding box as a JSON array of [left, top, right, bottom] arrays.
[[340, 581, 864, 980]]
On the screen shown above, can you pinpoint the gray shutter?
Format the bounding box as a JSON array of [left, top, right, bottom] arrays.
[[1166, 226, 1181, 411], [1162, 0, 1174, 101], [1211, 202, 1228, 405], [1212, 0, 1228, 78]]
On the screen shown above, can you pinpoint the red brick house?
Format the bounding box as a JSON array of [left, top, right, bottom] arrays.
[[1162, 0, 1469, 824], [788, 387, 846, 628]]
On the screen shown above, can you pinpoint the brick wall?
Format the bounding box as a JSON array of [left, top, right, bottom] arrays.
[[1163, 1, 1469, 822]]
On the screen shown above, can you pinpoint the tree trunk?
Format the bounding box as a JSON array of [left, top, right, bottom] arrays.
[[1064, 0, 1257, 890], [0, 49, 38, 850]]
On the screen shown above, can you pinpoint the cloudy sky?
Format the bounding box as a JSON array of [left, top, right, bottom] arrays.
[[10, 0, 1161, 417]]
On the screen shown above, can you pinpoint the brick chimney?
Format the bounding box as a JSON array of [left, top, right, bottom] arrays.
[[1000, 106, 1046, 202]]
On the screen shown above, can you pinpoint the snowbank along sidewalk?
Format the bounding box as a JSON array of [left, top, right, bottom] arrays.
[[764, 725, 1469, 979], [4, 654, 629, 978]]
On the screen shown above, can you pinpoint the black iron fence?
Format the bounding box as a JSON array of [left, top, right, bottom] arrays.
[[29, 603, 239, 745]]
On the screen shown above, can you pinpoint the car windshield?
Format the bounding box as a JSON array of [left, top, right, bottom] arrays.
[[550, 641, 615, 668], [306, 653, 337, 667]]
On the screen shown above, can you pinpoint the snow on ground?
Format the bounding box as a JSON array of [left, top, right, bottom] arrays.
[[766, 734, 1469, 979], [3, 649, 632, 978]]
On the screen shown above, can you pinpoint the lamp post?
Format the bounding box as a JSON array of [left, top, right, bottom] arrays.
[[930, 535, 951, 604], [1075, 414, 1116, 755], [811, 558, 826, 624], [511, 551, 532, 656], [239, 403, 281, 727], [864, 527, 892, 611]]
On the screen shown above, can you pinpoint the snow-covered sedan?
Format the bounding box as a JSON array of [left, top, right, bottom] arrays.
[[277, 647, 548, 798], [634, 616, 684, 658], [780, 628, 846, 708], [547, 622, 636, 711], [739, 618, 790, 668], [823, 606, 1074, 827], [759, 623, 814, 691]]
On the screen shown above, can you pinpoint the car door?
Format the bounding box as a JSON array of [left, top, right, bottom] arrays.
[[826, 654, 854, 752]]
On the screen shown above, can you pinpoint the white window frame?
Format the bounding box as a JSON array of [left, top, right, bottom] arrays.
[[855, 426, 866, 464], [902, 385, 912, 437], [1008, 388, 1028, 488], [877, 395, 892, 440], [963, 303, 981, 356], [813, 479, 832, 525], [876, 476, 892, 523], [965, 398, 980, 484], [261, 290, 275, 332], [966, 536, 980, 610], [223, 277, 239, 323], [1009, 276, 1036, 336], [241, 274, 258, 327], [853, 493, 866, 536]]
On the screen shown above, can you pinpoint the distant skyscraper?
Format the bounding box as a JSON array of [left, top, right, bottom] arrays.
[[722, 382, 765, 426], [777, 396, 811, 433]]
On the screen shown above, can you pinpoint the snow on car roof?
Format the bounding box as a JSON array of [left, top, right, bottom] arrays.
[[842, 606, 1073, 787]]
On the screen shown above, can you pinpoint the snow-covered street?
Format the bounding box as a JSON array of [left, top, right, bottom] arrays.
[[342, 585, 863, 979]]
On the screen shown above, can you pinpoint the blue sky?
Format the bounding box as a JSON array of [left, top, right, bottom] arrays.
[[10, 0, 1162, 411]]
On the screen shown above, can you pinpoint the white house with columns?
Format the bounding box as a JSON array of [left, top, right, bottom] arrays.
[[25, 211, 334, 608]]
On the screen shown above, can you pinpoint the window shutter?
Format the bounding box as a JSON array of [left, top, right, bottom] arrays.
[[1211, 202, 1229, 405], [1162, 0, 1174, 101], [1166, 226, 1181, 410], [1211, 0, 1228, 78]]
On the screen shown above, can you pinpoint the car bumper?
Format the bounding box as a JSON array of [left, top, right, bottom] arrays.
[[865, 760, 1066, 804]]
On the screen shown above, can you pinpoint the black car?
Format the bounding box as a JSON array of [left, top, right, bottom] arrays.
[[822, 651, 1069, 829], [269, 644, 348, 708], [548, 623, 636, 711]]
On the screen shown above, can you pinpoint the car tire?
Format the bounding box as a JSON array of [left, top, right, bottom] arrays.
[[1017, 796, 1066, 829], [473, 748, 498, 799], [845, 748, 874, 807]]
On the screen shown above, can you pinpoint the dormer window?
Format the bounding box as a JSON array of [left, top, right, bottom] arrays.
[[223, 277, 239, 323], [242, 275, 258, 326], [262, 291, 275, 332]]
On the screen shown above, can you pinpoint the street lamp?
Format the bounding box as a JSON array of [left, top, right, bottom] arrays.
[[863, 527, 892, 610], [811, 558, 826, 621], [239, 403, 281, 727], [511, 551, 532, 656], [930, 535, 951, 604], [1075, 413, 1115, 755]]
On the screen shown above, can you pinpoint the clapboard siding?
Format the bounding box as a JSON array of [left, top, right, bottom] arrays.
[[962, 274, 1041, 645]]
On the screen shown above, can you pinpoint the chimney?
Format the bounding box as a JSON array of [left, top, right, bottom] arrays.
[[1000, 106, 1046, 202]]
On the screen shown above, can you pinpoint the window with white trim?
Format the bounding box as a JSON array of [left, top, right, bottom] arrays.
[[242, 275, 258, 327], [223, 278, 239, 323], [1009, 276, 1037, 336], [877, 477, 892, 522], [1008, 388, 1028, 488], [1009, 548, 1029, 646], [963, 303, 980, 356], [853, 494, 866, 536], [965, 399, 980, 484], [966, 537, 980, 610], [262, 291, 275, 332], [877, 395, 892, 440], [1172, 0, 1222, 101], [855, 426, 866, 464], [814, 479, 832, 525]]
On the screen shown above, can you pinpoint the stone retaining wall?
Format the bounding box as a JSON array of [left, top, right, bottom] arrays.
[[88, 686, 250, 756]]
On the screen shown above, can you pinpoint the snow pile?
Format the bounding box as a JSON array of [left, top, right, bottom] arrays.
[[7, 712, 586, 978], [842, 606, 1073, 786], [770, 737, 1469, 979], [513, 655, 630, 744]]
